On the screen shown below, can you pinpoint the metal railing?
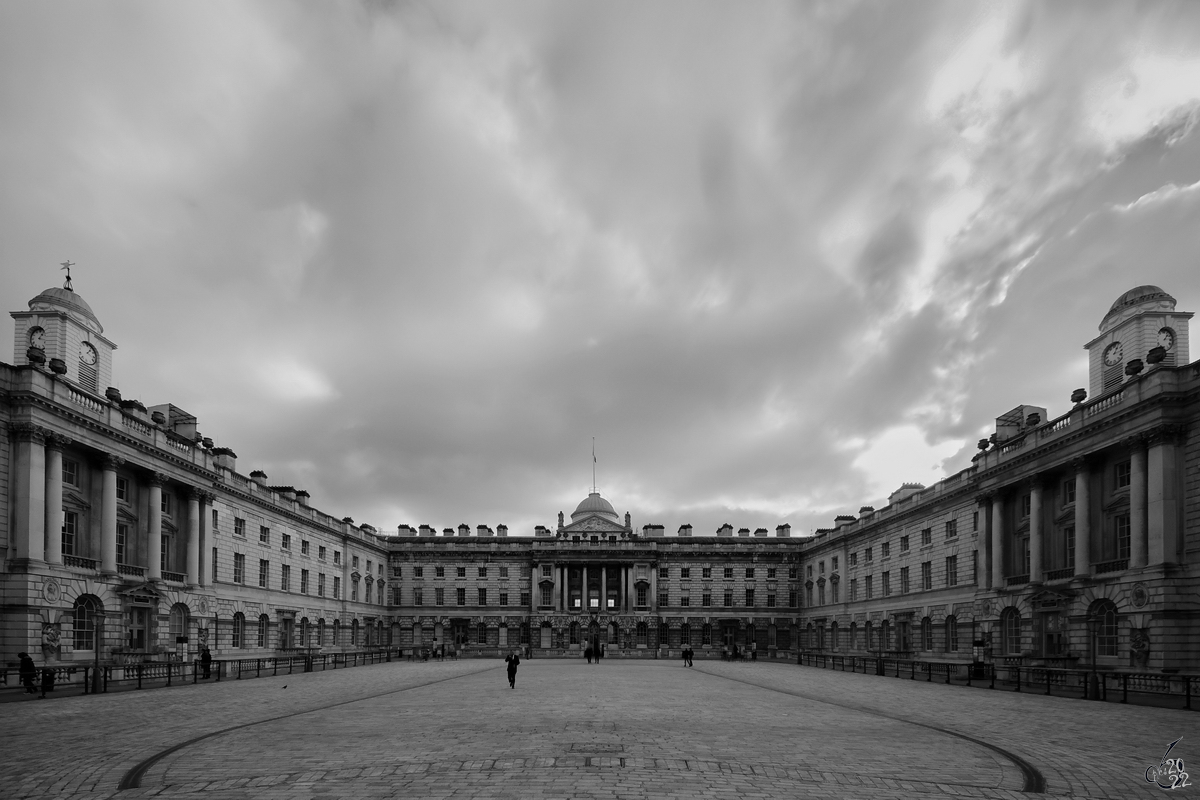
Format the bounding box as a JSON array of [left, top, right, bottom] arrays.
[[796, 652, 1196, 710]]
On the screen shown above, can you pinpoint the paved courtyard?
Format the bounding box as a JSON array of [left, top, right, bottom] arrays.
[[1, 657, 1192, 799]]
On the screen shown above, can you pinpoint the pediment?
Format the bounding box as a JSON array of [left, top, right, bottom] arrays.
[[561, 514, 625, 534], [1028, 586, 1075, 611], [118, 582, 168, 602]]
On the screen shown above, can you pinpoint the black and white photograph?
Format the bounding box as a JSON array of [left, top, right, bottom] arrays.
[[0, 2, 1197, 798]]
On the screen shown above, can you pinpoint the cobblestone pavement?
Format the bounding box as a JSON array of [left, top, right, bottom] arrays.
[[1, 658, 1193, 799]]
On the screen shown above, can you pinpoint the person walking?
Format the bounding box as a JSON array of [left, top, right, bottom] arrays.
[[732, 643, 740, 662], [505, 649, 520, 689], [39, 666, 56, 698], [200, 647, 212, 679], [686, 646, 694, 667], [585, 645, 592, 664], [751, 641, 757, 662], [18, 652, 37, 694]]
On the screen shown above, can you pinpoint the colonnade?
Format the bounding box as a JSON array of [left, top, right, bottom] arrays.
[[10, 422, 212, 586], [529, 562, 655, 613]]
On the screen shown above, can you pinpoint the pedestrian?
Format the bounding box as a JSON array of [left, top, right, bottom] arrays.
[[18, 652, 36, 694], [585, 645, 593, 664], [599, 642, 605, 662], [39, 666, 56, 698], [200, 646, 212, 679], [722, 646, 729, 662], [751, 641, 757, 662], [505, 649, 520, 689], [681, 646, 689, 666], [732, 643, 740, 662], [686, 646, 694, 667]]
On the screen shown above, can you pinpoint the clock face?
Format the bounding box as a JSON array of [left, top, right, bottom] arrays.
[[1157, 327, 1175, 351], [28, 327, 45, 349], [79, 341, 98, 366], [1103, 342, 1123, 366]]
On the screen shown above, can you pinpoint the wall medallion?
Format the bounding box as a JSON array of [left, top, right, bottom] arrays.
[[1130, 583, 1149, 609], [43, 579, 61, 604]]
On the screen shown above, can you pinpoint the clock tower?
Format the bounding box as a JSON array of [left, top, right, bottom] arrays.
[[11, 279, 116, 395], [1084, 285, 1191, 398]]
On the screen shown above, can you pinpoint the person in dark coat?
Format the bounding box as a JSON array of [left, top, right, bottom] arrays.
[[732, 644, 740, 661], [39, 667, 56, 698], [685, 646, 694, 667], [200, 647, 212, 678], [505, 649, 520, 689], [18, 652, 37, 693], [585, 645, 593, 664]]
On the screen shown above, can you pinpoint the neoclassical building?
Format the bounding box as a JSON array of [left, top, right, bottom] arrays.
[[2, 280, 1197, 674]]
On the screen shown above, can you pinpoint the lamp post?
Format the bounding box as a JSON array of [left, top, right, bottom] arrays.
[[1087, 615, 1100, 700], [91, 612, 106, 694]]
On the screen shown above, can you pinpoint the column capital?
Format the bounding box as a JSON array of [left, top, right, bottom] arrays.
[[44, 432, 73, 451], [148, 472, 169, 487], [1068, 455, 1095, 472], [974, 490, 995, 504], [1145, 423, 1187, 447], [9, 422, 47, 443], [103, 454, 126, 470]]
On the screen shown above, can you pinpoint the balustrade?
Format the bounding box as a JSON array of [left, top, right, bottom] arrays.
[[117, 563, 146, 578], [1094, 558, 1128, 574], [64, 555, 98, 570]]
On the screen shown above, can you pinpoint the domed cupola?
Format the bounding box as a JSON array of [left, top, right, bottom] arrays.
[[571, 492, 619, 523], [11, 272, 116, 395], [1085, 284, 1191, 397]]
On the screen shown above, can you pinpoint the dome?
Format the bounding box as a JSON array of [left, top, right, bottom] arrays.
[[571, 492, 619, 522], [1100, 285, 1175, 331], [28, 286, 103, 333]]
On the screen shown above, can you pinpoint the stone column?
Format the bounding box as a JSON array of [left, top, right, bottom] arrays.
[[581, 565, 588, 611], [650, 563, 658, 613], [186, 488, 201, 586], [1029, 481, 1044, 583], [557, 565, 564, 611], [101, 455, 124, 574], [530, 563, 538, 609], [990, 493, 1005, 588], [1129, 441, 1148, 569], [601, 566, 607, 612], [976, 494, 993, 590], [1147, 426, 1182, 566], [12, 424, 47, 563], [1073, 459, 1091, 577], [197, 492, 213, 587], [44, 434, 69, 566], [147, 474, 165, 581]]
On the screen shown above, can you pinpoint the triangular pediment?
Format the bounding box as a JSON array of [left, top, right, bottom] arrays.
[[118, 582, 168, 601], [561, 513, 625, 534], [1028, 586, 1074, 611]]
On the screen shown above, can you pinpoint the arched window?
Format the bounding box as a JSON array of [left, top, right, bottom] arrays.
[[477, 623, 487, 645], [300, 617, 310, 647], [1001, 608, 1021, 655], [520, 623, 530, 645], [944, 615, 958, 652], [317, 619, 326, 646], [569, 622, 580, 645], [805, 622, 814, 649], [168, 603, 189, 646], [864, 621, 874, 651], [636, 621, 648, 646], [880, 620, 891, 651], [334, 619, 342, 647], [232, 612, 245, 649], [73, 595, 102, 651], [849, 622, 858, 650], [1090, 599, 1119, 656], [702, 623, 712, 646], [921, 616, 932, 651], [830, 622, 840, 650], [258, 614, 270, 648], [351, 619, 360, 646], [680, 624, 691, 646]]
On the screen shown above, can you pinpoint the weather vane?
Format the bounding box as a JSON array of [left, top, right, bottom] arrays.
[[60, 261, 74, 291]]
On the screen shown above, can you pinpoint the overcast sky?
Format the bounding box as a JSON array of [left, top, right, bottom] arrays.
[[2, 1, 1198, 538]]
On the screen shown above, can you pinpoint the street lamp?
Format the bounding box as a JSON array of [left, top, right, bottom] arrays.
[[1087, 615, 1100, 700], [91, 611, 106, 694]]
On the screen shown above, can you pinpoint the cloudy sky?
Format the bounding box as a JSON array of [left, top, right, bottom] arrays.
[[2, 1, 1198, 538]]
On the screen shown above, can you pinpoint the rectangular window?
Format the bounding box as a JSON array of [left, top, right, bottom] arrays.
[[723, 567, 733, 579], [116, 477, 129, 502], [702, 567, 712, 578], [161, 493, 172, 516], [456, 587, 466, 606], [281, 565, 290, 592], [1021, 493, 1032, 517], [456, 566, 466, 578], [413, 588, 423, 606], [300, 569, 309, 594], [788, 590, 798, 607], [680, 596, 690, 607], [881, 542, 890, 558], [260, 525, 270, 544], [806, 586, 813, 606], [850, 578, 858, 601], [900, 535, 909, 552], [723, 591, 733, 607], [333, 576, 341, 599], [636, 586, 648, 607], [499, 566, 508, 578], [1115, 460, 1131, 489], [350, 580, 358, 602], [334, 550, 342, 565], [520, 591, 530, 606], [865, 547, 873, 562], [435, 566, 444, 577], [849, 552, 858, 567], [658, 591, 669, 607], [680, 567, 691, 578], [414, 566, 423, 577], [900, 566, 910, 594], [922, 561, 932, 590], [235, 517, 246, 538], [789, 565, 798, 578], [973, 510, 979, 531], [116, 523, 127, 564], [233, 553, 246, 584], [1062, 479, 1076, 505], [499, 592, 508, 606], [807, 565, 813, 578], [766, 593, 776, 608], [318, 545, 326, 560], [211, 547, 218, 582], [478, 588, 487, 605], [945, 520, 957, 539], [300, 539, 309, 555], [921, 528, 932, 546], [831, 581, 839, 603], [541, 585, 553, 606], [946, 555, 958, 587], [818, 584, 825, 605], [318, 573, 326, 596], [542, 565, 552, 577], [746, 588, 755, 606], [746, 567, 755, 578], [477, 566, 487, 578], [882, 571, 891, 596], [865, 575, 873, 599], [62, 511, 77, 556], [282, 533, 291, 551], [433, 586, 444, 606], [767, 567, 776, 578], [366, 559, 372, 574], [63, 460, 79, 487], [1116, 514, 1131, 559], [259, 559, 269, 588], [702, 593, 712, 607], [659, 567, 669, 579], [161, 534, 170, 572]]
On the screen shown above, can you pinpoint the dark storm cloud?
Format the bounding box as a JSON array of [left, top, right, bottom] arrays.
[[2, 1, 1199, 538]]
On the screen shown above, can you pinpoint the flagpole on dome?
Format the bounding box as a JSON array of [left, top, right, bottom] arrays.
[[592, 437, 597, 494]]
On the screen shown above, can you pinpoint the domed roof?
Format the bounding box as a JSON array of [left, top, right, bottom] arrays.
[[28, 286, 103, 333], [571, 492, 619, 522], [1100, 285, 1175, 331]]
